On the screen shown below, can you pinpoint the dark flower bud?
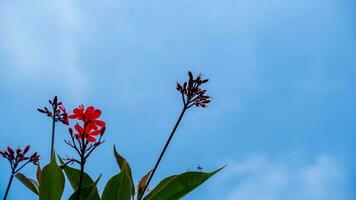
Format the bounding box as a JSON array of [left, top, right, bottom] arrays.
[[7, 146, 14, 155], [69, 127, 74, 137], [0, 150, 5, 158], [37, 108, 46, 113], [53, 96, 58, 105], [176, 83, 182, 91], [201, 79, 209, 83], [188, 71, 193, 80], [101, 126, 106, 135], [16, 148, 21, 155], [18, 152, 24, 159], [24, 145, 30, 154], [30, 152, 40, 165]]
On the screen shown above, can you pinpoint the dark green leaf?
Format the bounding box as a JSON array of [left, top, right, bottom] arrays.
[[113, 145, 135, 197], [39, 153, 65, 200], [68, 175, 101, 200], [59, 157, 100, 200], [15, 173, 39, 195], [143, 167, 224, 200], [101, 163, 132, 200]]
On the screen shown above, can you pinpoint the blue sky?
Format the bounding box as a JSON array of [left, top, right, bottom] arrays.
[[0, 0, 355, 199]]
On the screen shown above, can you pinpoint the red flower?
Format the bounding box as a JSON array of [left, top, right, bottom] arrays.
[[74, 123, 103, 142], [68, 105, 106, 143], [69, 105, 105, 129]]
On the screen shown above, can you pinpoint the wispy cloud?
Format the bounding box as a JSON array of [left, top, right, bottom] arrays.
[[0, 0, 90, 97], [202, 154, 352, 200]]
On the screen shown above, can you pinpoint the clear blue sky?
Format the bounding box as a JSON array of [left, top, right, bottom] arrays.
[[0, 0, 355, 199]]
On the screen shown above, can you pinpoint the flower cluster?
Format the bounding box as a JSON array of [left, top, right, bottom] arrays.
[[37, 96, 69, 125], [69, 105, 106, 142], [0, 146, 39, 173], [62, 105, 106, 167], [176, 71, 211, 108]]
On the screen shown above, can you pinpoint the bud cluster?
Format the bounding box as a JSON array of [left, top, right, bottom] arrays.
[[0, 145, 39, 174], [176, 71, 211, 108], [37, 96, 69, 125]]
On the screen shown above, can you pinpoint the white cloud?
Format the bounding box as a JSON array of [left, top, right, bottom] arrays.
[[0, 0, 90, 97], [204, 155, 351, 200]]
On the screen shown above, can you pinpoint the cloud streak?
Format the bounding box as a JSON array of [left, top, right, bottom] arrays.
[[0, 0, 90, 97], [201, 154, 352, 200]]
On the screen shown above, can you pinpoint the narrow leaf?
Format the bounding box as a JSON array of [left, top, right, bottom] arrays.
[[36, 164, 41, 184], [39, 153, 65, 200], [15, 173, 39, 195], [143, 167, 224, 200], [137, 169, 153, 199], [113, 145, 135, 197]]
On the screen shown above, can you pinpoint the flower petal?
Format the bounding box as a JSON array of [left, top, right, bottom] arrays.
[[92, 109, 101, 119], [87, 135, 96, 142], [75, 124, 84, 134], [94, 120, 105, 127], [89, 130, 101, 136]]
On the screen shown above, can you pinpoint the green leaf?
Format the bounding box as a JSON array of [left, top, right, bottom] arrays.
[[58, 157, 100, 200], [15, 173, 39, 195], [143, 167, 224, 200], [113, 145, 135, 197], [101, 163, 132, 200], [68, 175, 101, 200], [39, 153, 65, 200]]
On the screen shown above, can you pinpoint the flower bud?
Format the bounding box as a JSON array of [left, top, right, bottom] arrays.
[[101, 126, 106, 135], [7, 146, 14, 155], [24, 145, 30, 154]]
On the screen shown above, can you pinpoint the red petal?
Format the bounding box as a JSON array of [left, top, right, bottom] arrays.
[[90, 130, 101, 136], [75, 124, 84, 134], [68, 114, 78, 119], [72, 108, 81, 114], [87, 136, 96, 142], [85, 106, 94, 114], [94, 120, 105, 127], [92, 109, 101, 119], [85, 125, 92, 134]]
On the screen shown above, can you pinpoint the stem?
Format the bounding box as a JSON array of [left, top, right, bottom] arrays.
[[139, 106, 187, 200], [76, 122, 87, 200], [3, 174, 14, 200], [76, 157, 85, 200], [50, 107, 56, 160]]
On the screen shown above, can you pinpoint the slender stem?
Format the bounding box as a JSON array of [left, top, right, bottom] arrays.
[[14, 161, 30, 174], [50, 106, 57, 160], [76, 157, 85, 200], [139, 106, 187, 200], [76, 123, 87, 200], [3, 174, 14, 200]]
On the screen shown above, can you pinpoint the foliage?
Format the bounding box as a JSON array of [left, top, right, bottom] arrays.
[[1, 71, 222, 200]]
